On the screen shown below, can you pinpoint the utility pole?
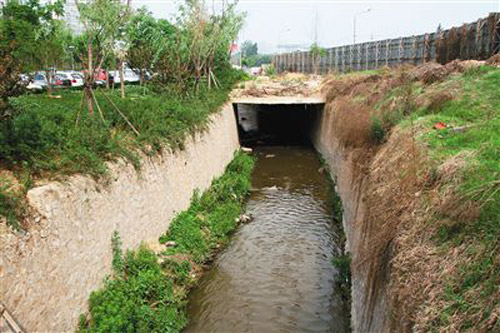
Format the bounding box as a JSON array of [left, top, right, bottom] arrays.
[[353, 7, 371, 44], [313, 10, 319, 45]]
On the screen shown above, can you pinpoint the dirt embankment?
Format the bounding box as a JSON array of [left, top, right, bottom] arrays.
[[230, 73, 322, 99], [315, 59, 499, 332]]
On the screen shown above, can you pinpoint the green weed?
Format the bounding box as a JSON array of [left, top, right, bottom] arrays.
[[79, 151, 255, 332]]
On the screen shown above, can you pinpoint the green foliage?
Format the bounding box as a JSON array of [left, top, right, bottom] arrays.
[[126, 8, 173, 78], [241, 40, 258, 56], [0, 0, 65, 111], [80, 152, 255, 332], [0, 177, 24, 230], [370, 116, 386, 143], [410, 67, 500, 330], [265, 64, 277, 76], [310, 42, 326, 73], [242, 54, 272, 68], [80, 246, 186, 333], [332, 253, 351, 286], [111, 231, 124, 274], [152, 0, 245, 92], [309, 42, 326, 58], [159, 151, 255, 261], [0, 68, 243, 228]]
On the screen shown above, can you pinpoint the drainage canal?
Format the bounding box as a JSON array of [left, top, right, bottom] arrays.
[[186, 103, 349, 332]]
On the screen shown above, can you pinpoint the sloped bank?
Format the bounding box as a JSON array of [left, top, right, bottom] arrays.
[[0, 104, 239, 332], [312, 62, 499, 332]]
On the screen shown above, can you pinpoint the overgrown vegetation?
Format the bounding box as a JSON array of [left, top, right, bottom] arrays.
[[78, 151, 255, 332], [0, 69, 243, 228], [0, 0, 245, 229], [320, 61, 499, 331]]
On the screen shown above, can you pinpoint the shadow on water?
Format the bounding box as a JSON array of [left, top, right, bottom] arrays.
[[185, 146, 349, 332]]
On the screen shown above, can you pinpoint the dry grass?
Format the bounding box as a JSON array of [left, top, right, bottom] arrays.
[[410, 62, 449, 85], [328, 97, 373, 148], [321, 73, 382, 103], [321, 62, 499, 332], [486, 54, 500, 67], [232, 73, 320, 98]]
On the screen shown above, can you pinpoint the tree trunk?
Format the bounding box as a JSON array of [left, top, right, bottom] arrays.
[[84, 85, 94, 114], [119, 59, 125, 99], [105, 69, 110, 89], [45, 70, 53, 96], [84, 36, 94, 114]]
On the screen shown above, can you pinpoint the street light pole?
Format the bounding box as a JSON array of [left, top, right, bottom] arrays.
[[353, 7, 371, 44], [278, 28, 291, 54]]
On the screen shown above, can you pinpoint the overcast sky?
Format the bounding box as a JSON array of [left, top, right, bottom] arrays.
[[132, 0, 500, 53]]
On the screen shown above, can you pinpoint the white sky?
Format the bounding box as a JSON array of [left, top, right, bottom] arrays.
[[131, 0, 500, 53]]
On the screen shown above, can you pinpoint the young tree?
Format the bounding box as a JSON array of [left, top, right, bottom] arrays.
[[241, 40, 257, 57], [310, 42, 326, 74], [75, 0, 128, 113], [35, 1, 68, 96], [0, 0, 64, 113], [178, 0, 244, 91], [126, 8, 166, 86]]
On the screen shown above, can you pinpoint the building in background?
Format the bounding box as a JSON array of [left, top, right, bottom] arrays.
[[63, 1, 84, 35]]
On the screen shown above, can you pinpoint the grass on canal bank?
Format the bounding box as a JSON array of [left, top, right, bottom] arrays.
[[78, 151, 255, 332], [0, 69, 245, 230], [321, 61, 499, 331]]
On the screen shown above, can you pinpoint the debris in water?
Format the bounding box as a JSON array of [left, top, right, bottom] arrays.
[[238, 214, 253, 223], [265, 154, 275, 158], [264, 185, 279, 191], [241, 147, 253, 153]]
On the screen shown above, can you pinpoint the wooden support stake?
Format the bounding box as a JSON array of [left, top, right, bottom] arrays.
[[99, 89, 140, 136], [0, 303, 24, 333]]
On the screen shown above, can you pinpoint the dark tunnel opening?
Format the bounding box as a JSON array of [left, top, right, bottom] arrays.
[[233, 103, 323, 146]]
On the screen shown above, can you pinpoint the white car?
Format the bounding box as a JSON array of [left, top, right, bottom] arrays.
[[26, 81, 44, 92], [58, 71, 84, 88], [111, 69, 140, 84]]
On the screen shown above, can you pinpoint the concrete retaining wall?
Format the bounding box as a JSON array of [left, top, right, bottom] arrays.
[[0, 104, 240, 332], [312, 106, 388, 332]]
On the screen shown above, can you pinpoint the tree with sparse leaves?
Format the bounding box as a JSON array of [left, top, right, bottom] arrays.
[[75, 0, 128, 112], [241, 40, 257, 57], [310, 42, 326, 74]]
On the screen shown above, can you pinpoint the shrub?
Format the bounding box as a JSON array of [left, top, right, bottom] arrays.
[[370, 116, 386, 144]]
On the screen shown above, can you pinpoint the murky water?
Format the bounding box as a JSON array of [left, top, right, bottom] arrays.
[[186, 146, 348, 333]]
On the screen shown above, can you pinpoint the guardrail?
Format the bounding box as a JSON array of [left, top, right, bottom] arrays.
[[273, 13, 500, 74]]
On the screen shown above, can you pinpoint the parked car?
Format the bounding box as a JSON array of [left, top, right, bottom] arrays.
[[20, 74, 44, 93], [31, 72, 71, 89], [111, 69, 140, 85], [52, 73, 72, 88], [59, 71, 85, 88], [33, 73, 48, 88]]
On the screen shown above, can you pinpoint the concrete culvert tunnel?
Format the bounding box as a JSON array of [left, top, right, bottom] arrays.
[[233, 102, 324, 146]]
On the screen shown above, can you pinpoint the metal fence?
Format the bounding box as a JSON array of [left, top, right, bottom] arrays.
[[273, 13, 500, 74]]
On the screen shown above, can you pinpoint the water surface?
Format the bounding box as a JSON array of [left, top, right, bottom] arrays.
[[186, 146, 347, 332]]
